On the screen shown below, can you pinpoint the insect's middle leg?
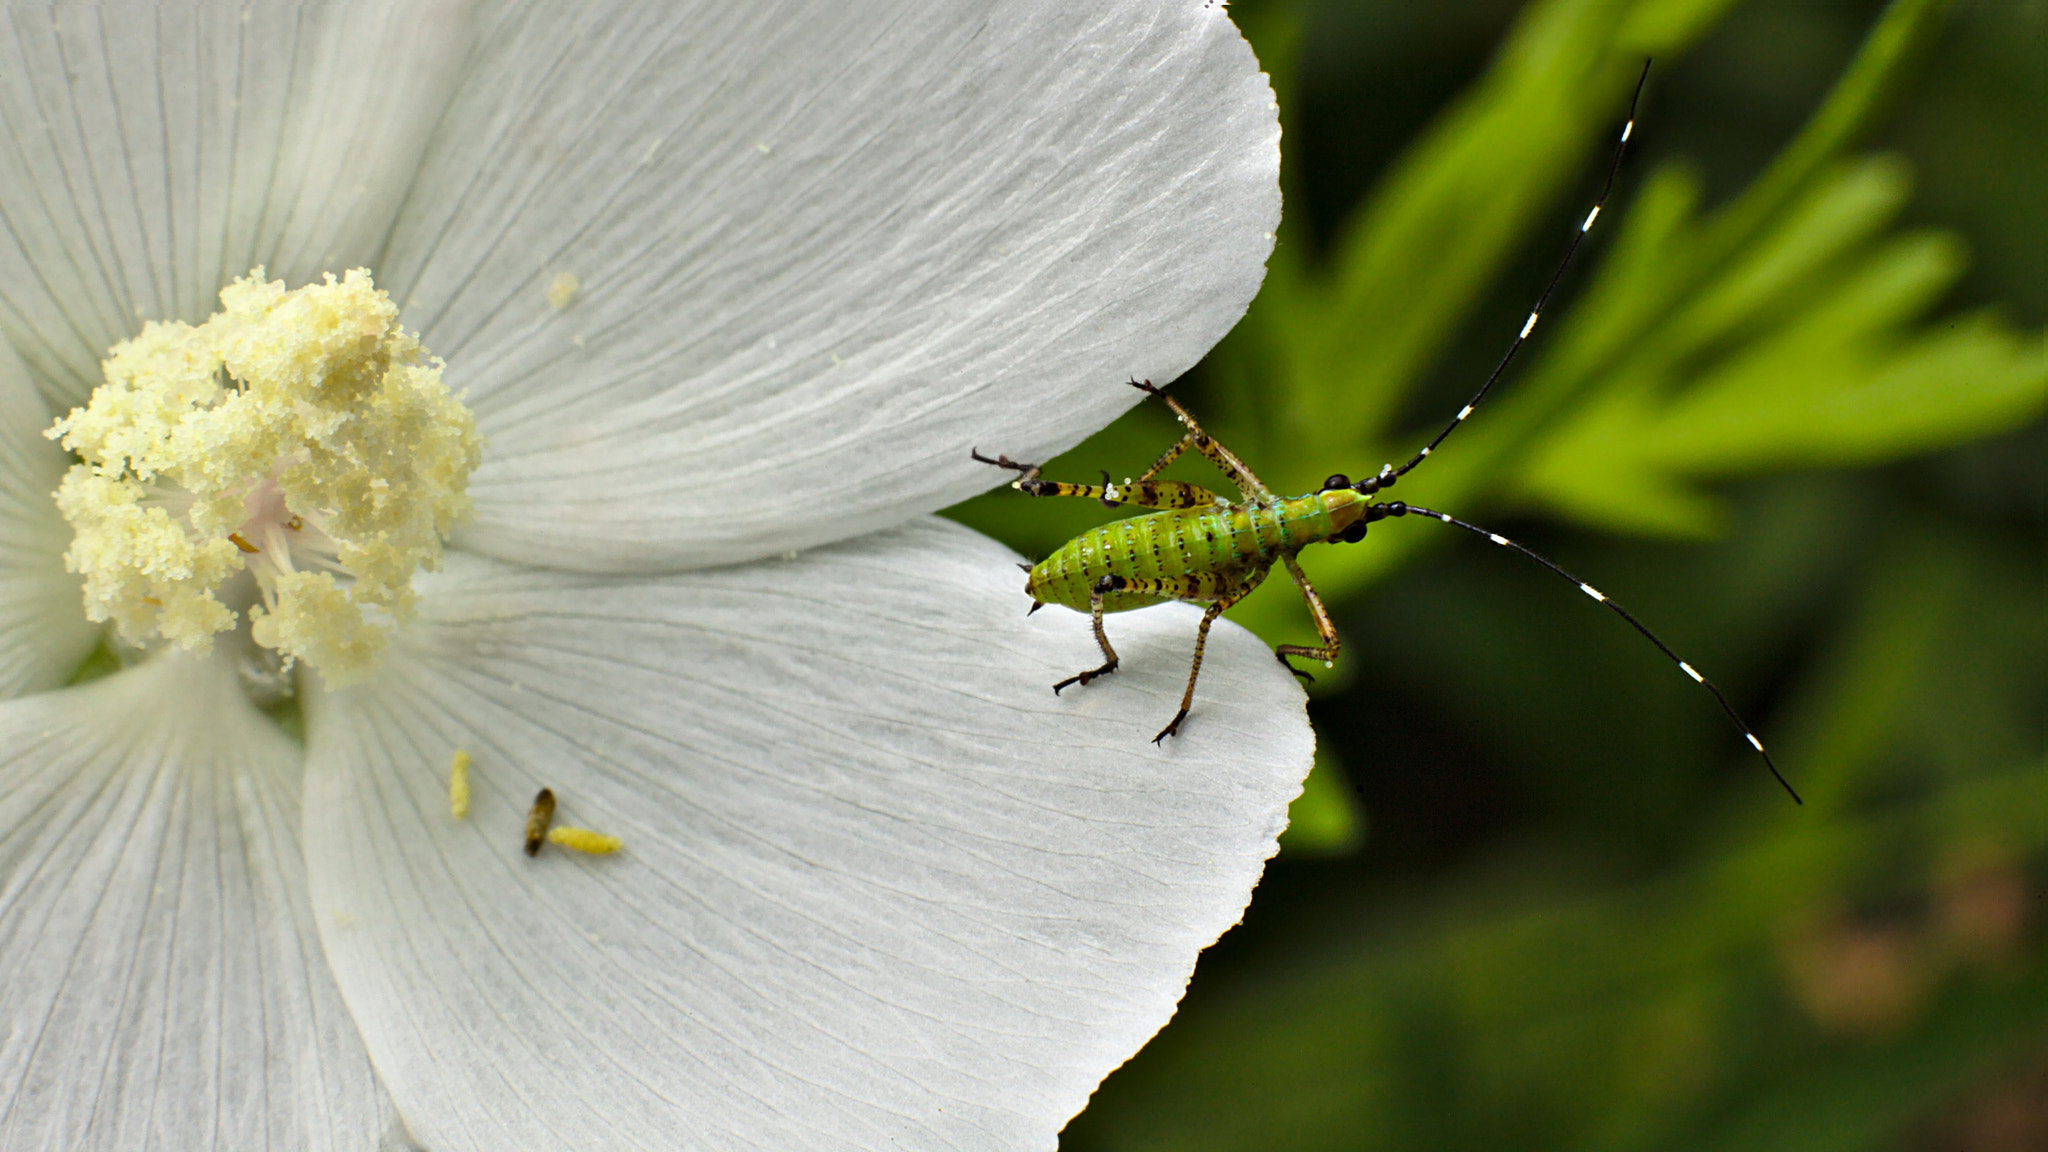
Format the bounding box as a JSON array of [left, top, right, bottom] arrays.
[[1273, 552, 1340, 682]]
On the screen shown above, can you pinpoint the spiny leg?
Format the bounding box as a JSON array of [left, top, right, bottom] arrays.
[[972, 450, 1224, 509], [970, 450, 1042, 482], [1053, 576, 1123, 694], [1154, 568, 1267, 743], [1051, 569, 1250, 695], [1273, 552, 1339, 682], [1134, 429, 1194, 483], [1128, 379, 1273, 499], [1100, 474, 1226, 509]]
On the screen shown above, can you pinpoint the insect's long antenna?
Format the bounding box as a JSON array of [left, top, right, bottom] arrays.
[[1368, 499, 1802, 804], [1357, 60, 1652, 497]]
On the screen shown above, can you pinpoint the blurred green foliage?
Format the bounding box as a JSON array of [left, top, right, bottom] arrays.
[[949, 0, 2046, 1147]]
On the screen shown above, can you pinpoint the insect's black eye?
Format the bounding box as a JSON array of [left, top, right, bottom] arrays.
[[1340, 521, 1367, 544], [1322, 473, 1350, 491]]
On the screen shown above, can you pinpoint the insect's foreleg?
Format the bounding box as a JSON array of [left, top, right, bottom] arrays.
[[1128, 379, 1273, 499], [1053, 576, 1123, 694], [1273, 553, 1339, 682], [1154, 567, 1268, 743]]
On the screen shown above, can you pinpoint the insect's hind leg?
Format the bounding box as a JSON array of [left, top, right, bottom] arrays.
[[1272, 553, 1339, 682], [973, 449, 1223, 509], [1051, 571, 1237, 699], [1154, 569, 1267, 743], [970, 450, 1043, 482], [1053, 576, 1123, 694]]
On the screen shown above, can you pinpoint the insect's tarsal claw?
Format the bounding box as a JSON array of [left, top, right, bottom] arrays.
[[1276, 651, 1314, 683], [1055, 660, 1117, 695], [1152, 708, 1189, 743]]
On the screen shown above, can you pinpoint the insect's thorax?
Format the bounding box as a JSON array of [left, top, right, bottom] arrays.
[[1025, 489, 1365, 612]]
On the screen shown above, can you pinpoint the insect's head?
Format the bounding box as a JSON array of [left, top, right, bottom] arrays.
[[1317, 473, 1371, 545]]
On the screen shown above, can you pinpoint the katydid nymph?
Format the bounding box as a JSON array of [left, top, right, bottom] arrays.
[[972, 63, 1800, 803]]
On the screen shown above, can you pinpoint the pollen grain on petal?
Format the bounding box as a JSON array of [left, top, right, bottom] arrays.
[[547, 826, 623, 855], [547, 271, 581, 311], [449, 749, 472, 820]]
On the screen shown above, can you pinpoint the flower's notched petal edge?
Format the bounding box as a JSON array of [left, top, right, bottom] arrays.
[[0, 338, 95, 696], [302, 517, 1313, 1152], [390, 0, 1282, 573], [0, 3, 475, 410], [0, 653, 411, 1150]]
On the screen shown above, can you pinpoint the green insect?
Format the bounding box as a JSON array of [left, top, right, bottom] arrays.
[[973, 64, 1800, 802], [973, 381, 1359, 744]]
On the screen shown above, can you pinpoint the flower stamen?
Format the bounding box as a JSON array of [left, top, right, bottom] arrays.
[[47, 268, 481, 685]]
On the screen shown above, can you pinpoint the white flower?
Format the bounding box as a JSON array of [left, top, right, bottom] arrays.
[[0, 5, 1303, 1151]]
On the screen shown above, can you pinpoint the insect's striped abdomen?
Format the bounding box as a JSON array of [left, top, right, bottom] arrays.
[[1029, 511, 1215, 611]]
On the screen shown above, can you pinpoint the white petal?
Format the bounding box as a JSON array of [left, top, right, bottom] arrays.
[[384, 0, 1280, 572], [0, 3, 474, 409], [0, 338, 96, 696], [0, 654, 408, 1150], [302, 518, 1312, 1151]]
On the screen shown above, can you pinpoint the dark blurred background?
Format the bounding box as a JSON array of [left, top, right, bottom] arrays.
[[952, 0, 2046, 1148]]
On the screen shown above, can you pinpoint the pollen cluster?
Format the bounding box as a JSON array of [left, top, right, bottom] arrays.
[[47, 268, 481, 684]]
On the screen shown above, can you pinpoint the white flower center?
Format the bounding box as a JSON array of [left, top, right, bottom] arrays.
[[47, 268, 481, 685]]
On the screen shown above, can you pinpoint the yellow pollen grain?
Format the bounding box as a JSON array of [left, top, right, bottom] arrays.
[[548, 826, 623, 855], [448, 749, 472, 820], [547, 271, 581, 310]]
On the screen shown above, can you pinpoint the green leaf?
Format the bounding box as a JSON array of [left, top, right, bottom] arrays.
[[1513, 156, 2048, 535]]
